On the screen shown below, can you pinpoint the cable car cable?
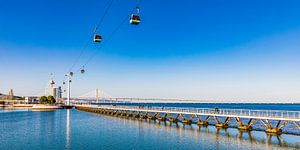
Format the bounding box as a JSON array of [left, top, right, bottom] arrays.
[[67, 0, 115, 73], [81, 13, 130, 68], [68, 37, 93, 72], [95, 0, 115, 33], [80, 0, 144, 68], [71, 0, 144, 76]]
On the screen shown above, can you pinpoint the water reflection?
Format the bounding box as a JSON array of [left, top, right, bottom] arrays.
[[121, 117, 300, 149], [66, 109, 70, 149], [265, 134, 288, 148]]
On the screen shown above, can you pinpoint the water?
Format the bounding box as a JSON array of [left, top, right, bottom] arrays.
[[1, 107, 300, 150]]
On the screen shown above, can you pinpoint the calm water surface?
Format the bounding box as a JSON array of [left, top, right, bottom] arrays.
[[0, 108, 299, 150]]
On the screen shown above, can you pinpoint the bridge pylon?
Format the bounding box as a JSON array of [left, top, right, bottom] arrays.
[[96, 88, 99, 103]]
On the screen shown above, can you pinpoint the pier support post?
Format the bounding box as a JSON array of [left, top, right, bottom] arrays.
[[261, 119, 289, 134], [235, 118, 257, 131], [181, 114, 192, 124], [114, 110, 119, 116], [111, 110, 117, 116], [214, 116, 230, 128], [126, 111, 134, 118], [135, 111, 141, 119], [157, 113, 167, 122], [293, 121, 300, 129], [110, 110, 115, 115], [148, 112, 158, 120], [197, 115, 210, 126], [139, 112, 148, 120], [121, 111, 127, 117], [132, 111, 138, 119], [169, 114, 179, 123]]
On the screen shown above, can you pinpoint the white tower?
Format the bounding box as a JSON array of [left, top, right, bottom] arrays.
[[49, 73, 55, 96]]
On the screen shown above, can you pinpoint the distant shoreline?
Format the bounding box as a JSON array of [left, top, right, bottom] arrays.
[[0, 104, 63, 109]]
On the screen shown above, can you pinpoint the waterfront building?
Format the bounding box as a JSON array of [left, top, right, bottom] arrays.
[[25, 96, 39, 104], [49, 77, 61, 98], [53, 86, 62, 100]]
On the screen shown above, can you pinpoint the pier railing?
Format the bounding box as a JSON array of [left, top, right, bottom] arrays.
[[92, 105, 300, 121]]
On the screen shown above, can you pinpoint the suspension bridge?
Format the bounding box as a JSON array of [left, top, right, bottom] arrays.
[[72, 88, 300, 135], [73, 88, 296, 104]]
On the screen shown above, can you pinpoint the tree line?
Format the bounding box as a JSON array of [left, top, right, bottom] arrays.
[[40, 96, 56, 104]]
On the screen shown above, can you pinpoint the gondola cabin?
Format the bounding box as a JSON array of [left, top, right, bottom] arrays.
[[81, 69, 85, 74], [130, 14, 140, 25], [94, 34, 102, 43]]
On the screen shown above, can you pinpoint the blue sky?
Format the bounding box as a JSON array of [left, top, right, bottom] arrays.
[[1, 0, 300, 102]]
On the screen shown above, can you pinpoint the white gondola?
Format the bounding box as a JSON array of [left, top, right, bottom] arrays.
[[94, 34, 102, 43], [130, 14, 140, 25]]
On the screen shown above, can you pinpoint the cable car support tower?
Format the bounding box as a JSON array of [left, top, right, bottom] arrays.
[[65, 72, 73, 108]]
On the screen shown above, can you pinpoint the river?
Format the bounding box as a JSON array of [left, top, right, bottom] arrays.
[[0, 108, 299, 149]]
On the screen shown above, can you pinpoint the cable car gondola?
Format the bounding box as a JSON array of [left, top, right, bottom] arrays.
[[130, 6, 140, 25], [94, 34, 102, 43], [69, 72, 74, 76], [130, 14, 140, 25], [50, 80, 55, 84], [81, 69, 85, 74], [80, 66, 85, 74]]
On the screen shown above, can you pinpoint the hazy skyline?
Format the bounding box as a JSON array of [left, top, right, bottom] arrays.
[[1, 0, 300, 102]]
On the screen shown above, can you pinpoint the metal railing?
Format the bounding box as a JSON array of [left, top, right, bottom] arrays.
[[93, 105, 300, 120]]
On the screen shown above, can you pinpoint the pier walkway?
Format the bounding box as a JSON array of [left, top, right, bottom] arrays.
[[75, 105, 300, 134]]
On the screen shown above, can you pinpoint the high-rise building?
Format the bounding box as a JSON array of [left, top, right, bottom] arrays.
[[53, 86, 62, 100], [49, 79, 55, 96]]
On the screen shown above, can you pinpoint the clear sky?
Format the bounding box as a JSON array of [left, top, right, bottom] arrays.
[[1, 0, 300, 102]]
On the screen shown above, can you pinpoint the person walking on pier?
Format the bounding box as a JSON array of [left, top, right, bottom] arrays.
[[214, 107, 219, 114]]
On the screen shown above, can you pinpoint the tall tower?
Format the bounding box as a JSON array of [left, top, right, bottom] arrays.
[[96, 88, 99, 103], [8, 89, 14, 100], [49, 73, 55, 96]]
